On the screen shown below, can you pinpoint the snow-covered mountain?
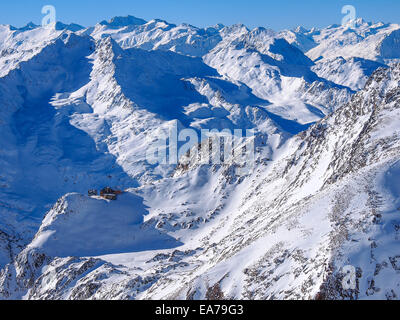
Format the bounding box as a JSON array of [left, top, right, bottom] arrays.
[[280, 19, 400, 91], [280, 19, 400, 62], [0, 15, 400, 300]]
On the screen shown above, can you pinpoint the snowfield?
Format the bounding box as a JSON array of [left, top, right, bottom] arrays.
[[0, 15, 400, 300]]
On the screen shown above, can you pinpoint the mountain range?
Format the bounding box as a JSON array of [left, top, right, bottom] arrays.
[[0, 15, 399, 300]]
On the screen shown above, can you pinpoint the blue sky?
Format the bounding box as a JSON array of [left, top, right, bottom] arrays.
[[0, 0, 399, 31]]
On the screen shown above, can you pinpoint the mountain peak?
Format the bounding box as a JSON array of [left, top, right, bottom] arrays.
[[341, 17, 369, 29], [99, 15, 147, 28], [10, 22, 39, 31], [54, 22, 85, 32], [355, 17, 368, 25], [294, 26, 308, 33]]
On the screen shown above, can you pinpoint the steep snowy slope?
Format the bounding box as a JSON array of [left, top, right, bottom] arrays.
[[311, 57, 386, 91], [1, 63, 400, 300], [278, 26, 318, 53], [0, 23, 72, 77], [135, 64, 400, 300]]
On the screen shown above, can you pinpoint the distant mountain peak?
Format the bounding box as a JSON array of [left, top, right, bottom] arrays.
[[355, 17, 368, 25], [10, 21, 85, 32], [11, 22, 39, 31], [294, 26, 308, 33], [99, 15, 147, 28], [341, 17, 369, 29], [54, 22, 85, 32]]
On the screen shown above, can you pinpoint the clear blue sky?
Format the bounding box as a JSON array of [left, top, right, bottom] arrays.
[[0, 0, 399, 31]]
